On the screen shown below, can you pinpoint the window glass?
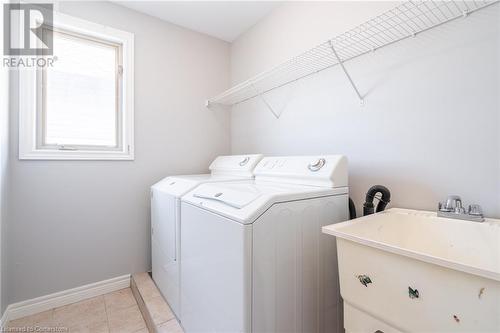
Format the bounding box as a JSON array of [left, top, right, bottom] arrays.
[[42, 30, 120, 147]]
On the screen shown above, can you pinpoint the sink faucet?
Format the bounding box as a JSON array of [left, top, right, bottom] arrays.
[[437, 195, 484, 222]]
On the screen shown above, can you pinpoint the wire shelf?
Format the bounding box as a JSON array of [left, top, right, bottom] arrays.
[[207, 0, 498, 107]]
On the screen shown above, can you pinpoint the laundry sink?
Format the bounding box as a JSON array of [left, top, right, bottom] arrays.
[[322, 208, 500, 333]]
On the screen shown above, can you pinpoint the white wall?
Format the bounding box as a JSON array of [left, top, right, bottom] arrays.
[[5, 1, 230, 306], [230, 2, 500, 218]]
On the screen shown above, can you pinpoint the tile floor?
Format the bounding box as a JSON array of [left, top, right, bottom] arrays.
[[6, 287, 183, 333], [131, 272, 183, 333]]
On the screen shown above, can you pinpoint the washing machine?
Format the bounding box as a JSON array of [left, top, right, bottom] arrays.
[[150, 154, 263, 319], [180, 155, 349, 333]]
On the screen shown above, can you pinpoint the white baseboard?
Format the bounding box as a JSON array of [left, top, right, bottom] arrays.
[[0, 310, 8, 329], [1, 274, 131, 326]]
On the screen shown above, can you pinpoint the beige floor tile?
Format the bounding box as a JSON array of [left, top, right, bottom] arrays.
[[158, 318, 183, 333], [8, 285, 150, 333], [7, 310, 54, 328], [133, 273, 160, 301], [132, 272, 150, 285], [53, 296, 107, 328], [133, 328, 150, 333], [148, 295, 174, 325], [104, 288, 137, 313], [67, 317, 109, 333], [107, 304, 146, 333]]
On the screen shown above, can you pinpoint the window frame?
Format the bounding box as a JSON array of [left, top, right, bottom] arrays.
[[36, 27, 124, 152], [19, 12, 134, 160]]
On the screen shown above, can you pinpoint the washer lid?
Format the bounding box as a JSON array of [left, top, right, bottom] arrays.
[[183, 180, 347, 224], [192, 183, 261, 209]]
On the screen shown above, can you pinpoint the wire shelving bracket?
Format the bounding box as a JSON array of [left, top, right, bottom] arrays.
[[328, 40, 364, 106], [206, 0, 499, 114]]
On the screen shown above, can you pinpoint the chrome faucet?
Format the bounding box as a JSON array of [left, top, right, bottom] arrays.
[[437, 195, 484, 222]]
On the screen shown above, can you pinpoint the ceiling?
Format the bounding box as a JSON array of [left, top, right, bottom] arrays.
[[115, 1, 282, 42]]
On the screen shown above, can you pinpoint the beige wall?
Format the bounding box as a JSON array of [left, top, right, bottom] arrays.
[[230, 1, 500, 218], [0, 0, 9, 315], [4, 0, 500, 311], [4, 1, 230, 306]]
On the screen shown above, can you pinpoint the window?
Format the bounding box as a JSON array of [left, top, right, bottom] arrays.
[[41, 29, 121, 149], [19, 13, 134, 160]]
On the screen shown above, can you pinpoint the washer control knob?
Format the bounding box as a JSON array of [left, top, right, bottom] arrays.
[[308, 158, 326, 172], [239, 157, 250, 166]]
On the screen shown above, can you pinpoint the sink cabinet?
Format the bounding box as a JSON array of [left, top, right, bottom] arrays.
[[322, 208, 500, 332]]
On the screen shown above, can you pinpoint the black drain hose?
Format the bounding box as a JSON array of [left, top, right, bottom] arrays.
[[348, 198, 357, 220], [363, 185, 391, 216]]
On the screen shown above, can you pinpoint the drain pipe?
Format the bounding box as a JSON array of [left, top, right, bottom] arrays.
[[363, 185, 391, 216], [348, 198, 357, 220]]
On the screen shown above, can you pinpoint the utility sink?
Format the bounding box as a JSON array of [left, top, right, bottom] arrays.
[[322, 208, 500, 333]]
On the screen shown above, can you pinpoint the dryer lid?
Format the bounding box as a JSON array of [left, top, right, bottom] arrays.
[[152, 174, 212, 197], [209, 154, 263, 178], [254, 155, 348, 188]]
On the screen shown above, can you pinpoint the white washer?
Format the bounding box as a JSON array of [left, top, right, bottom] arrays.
[[151, 154, 263, 319], [180, 155, 349, 333]]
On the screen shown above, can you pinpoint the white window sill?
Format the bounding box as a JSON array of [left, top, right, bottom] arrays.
[[19, 149, 134, 161]]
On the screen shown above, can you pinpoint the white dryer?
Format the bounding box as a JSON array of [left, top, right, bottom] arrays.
[[180, 155, 349, 333], [150, 154, 263, 319]]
